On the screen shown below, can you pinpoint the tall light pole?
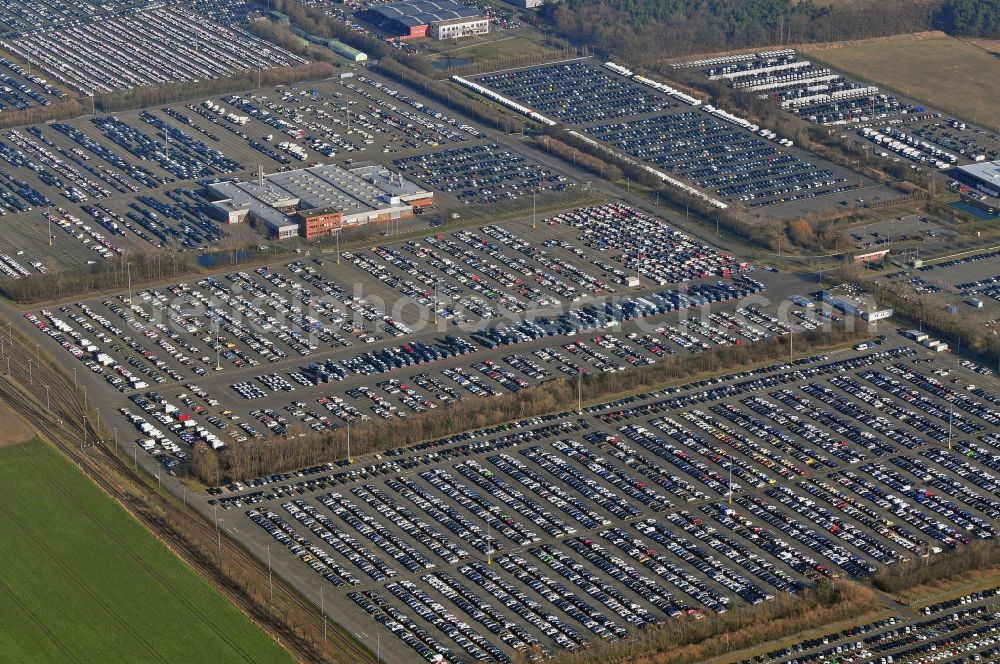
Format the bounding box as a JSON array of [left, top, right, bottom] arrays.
[[532, 189, 536, 230], [577, 371, 582, 413], [948, 403, 953, 450], [347, 420, 352, 463], [728, 454, 733, 505]]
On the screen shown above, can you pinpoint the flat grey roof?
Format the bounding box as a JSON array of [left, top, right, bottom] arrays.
[[204, 163, 431, 232], [350, 162, 426, 197], [959, 160, 1000, 182], [369, 0, 482, 27]]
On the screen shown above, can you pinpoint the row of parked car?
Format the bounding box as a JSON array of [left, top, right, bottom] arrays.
[[393, 143, 573, 204], [2, 6, 304, 96], [477, 62, 674, 126], [586, 112, 853, 207], [219, 339, 1000, 660]]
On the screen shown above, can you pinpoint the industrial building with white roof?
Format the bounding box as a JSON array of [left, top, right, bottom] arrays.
[[206, 163, 433, 239]]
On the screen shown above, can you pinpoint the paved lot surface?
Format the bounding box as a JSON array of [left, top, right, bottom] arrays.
[[4, 38, 1000, 664], [17, 201, 827, 453], [195, 336, 1000, 664], [0, 71, 581, 276], [471, 59, 896, 216]]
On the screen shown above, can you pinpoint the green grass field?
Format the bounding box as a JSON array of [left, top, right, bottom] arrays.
[[426, 30, 559, 65], [0, 439, 293, 664], [806, 33, 1000, 128]]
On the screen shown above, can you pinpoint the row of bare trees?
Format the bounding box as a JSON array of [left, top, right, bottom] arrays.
[[95, 62, 335, 113], [532, 0, 944, 66], [544, 580, 878, 664], [193, 325, 868, 484], [0, 244, 285, 304], [873, 540, 1000, 593], [0, 98, 88, 131], [536, 135, 625, 182], [0, 60, 334, 132]]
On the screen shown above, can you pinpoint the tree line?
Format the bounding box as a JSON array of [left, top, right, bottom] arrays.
[[0, 97, 89, 131], [373, 57, 527, 134], [542, 580, 878, 664], [937, 0, 1000, 37], [530, 0, 948, 64], [873, 539, 1000, 594], [193, 324, 868, 484], [0, 245, 281, 305], [535, 134, 625, 182], [95, 61, 335, 113], [846, 267, 1000, 364]]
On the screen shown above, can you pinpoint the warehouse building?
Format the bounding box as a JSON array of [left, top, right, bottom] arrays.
[[505, 0, 545, 7], [289, 25, 368, 61], [326, 39, 367, 62], [365, 0, 487, 40], [820, 285, 893, 322], [205, 163, 432, 239], [955, 160, 1000, 199]]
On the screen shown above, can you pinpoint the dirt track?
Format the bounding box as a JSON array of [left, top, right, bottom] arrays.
[[0, 401, 34, 447]]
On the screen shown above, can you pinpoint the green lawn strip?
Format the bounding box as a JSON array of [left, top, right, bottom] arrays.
[[0, 440, 293, 664]]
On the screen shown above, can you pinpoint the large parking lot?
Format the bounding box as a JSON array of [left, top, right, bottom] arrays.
[[200, 336, 1000, 664], [585, 112, 854, 208], [749, 586, 1000, 664], [393, 143, 573, 204], [0, 70, 573, 276], [677, 48, 1000, 175], [21, 203, 786, 443], [477, 61, 676, 126], [675, 49, 925, 128], [22, 194, 1000, 663], [16, 196, 1000, 664], [470, 60, 880, 211], [0, 5, 304, 96]]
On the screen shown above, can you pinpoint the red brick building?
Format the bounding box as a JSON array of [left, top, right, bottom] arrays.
[[298, 207, 343, 239]]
